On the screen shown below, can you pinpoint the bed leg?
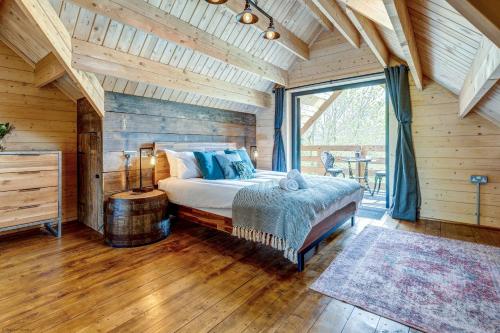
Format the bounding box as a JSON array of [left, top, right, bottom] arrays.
[[351, 216, 355, 226], [297, 252, 305, 272]]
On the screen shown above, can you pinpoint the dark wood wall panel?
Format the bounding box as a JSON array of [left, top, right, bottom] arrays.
[[77, 99, 103, 231], [103, 92, 256, 201]]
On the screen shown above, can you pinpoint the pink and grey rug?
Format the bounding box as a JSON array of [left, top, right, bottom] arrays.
[[310, 226, 500, 333]]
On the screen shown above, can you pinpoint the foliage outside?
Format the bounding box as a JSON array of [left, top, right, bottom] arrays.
[[0, 122, 15, 151], [301, 85, 385, 146], [300, 85, 386, 187]]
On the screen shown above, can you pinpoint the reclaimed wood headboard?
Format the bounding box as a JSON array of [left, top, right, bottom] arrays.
[[153, 142, 238, 184]]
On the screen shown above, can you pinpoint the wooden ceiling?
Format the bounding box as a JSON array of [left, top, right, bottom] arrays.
[[0, 0, 497, 123], [303, 0, 499, 126], [52, 0, 323, 114]]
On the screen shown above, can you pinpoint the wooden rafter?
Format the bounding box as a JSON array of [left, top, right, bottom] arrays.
[[33, 52, 65, 87], [66, 0, 288, 86], [383, 0, 423, 90], [224, 0, 310, 60], [346, 8, 389, 68], [72, 39, 272, 109], [12, 0, 105, 116], [459, 37, 500, 118], [54, 74, 84, 102], [446, 0, 500, 48], [339, 0, 393, 30], [312, 0, 360, 48], [301, 0, 335, 32], [301, 91, 342, 135]]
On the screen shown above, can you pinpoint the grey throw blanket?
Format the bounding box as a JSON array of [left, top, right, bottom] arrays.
[[232, 176, 362, 263]]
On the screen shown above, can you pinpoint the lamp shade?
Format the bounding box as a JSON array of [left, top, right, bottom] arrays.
[[263, 27, 280, 40], [236, 2, 258, 24], [263, 19, 280, 40]]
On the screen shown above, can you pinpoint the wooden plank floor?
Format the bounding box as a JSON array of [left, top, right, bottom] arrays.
[[0, 216, 498, 333]]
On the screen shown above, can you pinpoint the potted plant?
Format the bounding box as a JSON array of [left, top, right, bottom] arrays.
[[0, 123, 14, 151]]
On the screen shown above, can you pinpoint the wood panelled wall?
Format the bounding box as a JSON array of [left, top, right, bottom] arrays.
[[411, 78, 500, 228], [76, 92, 256, 231], [0, 41, 77, 223], [77, 99, 103, 231], [256, 103, 275, 170], [288, 30, 381, 88]]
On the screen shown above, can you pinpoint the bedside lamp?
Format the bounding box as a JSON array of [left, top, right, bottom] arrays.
[[133, 147, 156, 193]]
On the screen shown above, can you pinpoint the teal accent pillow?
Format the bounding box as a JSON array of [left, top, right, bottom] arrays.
[[193, 151, 224, 180], [225, 149, 255, 172], [215, 153, 242, 179], [233, 161, 255, 179]]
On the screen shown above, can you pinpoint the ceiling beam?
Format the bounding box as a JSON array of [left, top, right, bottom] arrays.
[[33, 52, 65, 87], [346, 8, 389, 67], [446, 0, 500, 48], [459, 37, 500, 117], [300, 0, 335, 32], [339, 0, 393, 30], [66, 0, 288, 86], [223, 0, 310, 60], [54, 74, 84, 102], [312, 0, 360, 48], [383, 0, 423, 90], [13, 0, 105, 116], [72, 39, 272, 109], [301, 91, 342, 135]]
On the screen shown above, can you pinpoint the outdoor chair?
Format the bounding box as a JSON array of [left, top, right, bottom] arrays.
[[372, 170, 386, 195], [320, 151, 345, 178]]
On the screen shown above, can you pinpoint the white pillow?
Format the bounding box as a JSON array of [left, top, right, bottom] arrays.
[[164, 149, 179, 177], [176, 151, 202, 179]]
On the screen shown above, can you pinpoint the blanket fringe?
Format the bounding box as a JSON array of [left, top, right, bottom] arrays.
[[232, 226, 298, 263]]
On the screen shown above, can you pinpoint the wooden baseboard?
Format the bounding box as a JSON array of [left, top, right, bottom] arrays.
[[418, 217, 499, 231]]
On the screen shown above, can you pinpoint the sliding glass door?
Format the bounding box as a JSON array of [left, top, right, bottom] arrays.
[[291, 79, 389, 208]]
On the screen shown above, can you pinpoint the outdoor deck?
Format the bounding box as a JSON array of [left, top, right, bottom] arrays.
[[359, 189, 387, 220], [302, 144, 388, 218]]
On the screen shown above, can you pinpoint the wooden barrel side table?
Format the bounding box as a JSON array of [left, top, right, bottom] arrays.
[[105, 190, 169, 247]]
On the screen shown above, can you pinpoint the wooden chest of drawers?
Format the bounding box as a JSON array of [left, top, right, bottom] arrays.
[[0, 151, 62, 236]]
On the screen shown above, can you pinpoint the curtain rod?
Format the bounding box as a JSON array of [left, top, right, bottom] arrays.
[[282, 72, 386, 93]]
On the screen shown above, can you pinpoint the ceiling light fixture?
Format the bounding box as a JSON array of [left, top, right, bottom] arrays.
[[236, 0, 259, 24], [207, 0, 280, 40], [263, 18, 280, 40]]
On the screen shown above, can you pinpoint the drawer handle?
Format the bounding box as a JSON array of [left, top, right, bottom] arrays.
[[17, 171, 42, 175], [19, 188, 42, 192], [19, 204, 40, 210]]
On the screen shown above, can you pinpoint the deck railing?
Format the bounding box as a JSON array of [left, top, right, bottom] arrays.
[[301, 144, 386, 187]]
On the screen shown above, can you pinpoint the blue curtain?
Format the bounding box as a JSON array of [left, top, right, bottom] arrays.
[[272, 87, 286, 172], [385, 65, 421, 221]]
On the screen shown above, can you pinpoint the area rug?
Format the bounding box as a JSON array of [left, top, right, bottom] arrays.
[[310, 226, 500, 333]]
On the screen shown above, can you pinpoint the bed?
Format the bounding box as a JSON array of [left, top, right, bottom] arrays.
[[154, 142, 364, 271]]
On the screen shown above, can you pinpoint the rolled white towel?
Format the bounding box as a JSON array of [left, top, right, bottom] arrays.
[[279, 178, 299, 191], [287, 169, 309, 189]]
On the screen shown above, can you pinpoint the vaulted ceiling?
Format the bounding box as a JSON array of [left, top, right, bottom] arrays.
[[51, 0, 323, 114], [301, 0, 499, 125], [0, 0, 497, 124]]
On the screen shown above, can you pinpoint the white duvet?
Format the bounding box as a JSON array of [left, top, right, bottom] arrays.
[[158, 170, 364, 220]]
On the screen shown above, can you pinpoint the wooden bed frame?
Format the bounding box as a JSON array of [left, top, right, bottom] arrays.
[[170, 203, 356, 272], [153, 142, 357, 272]]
